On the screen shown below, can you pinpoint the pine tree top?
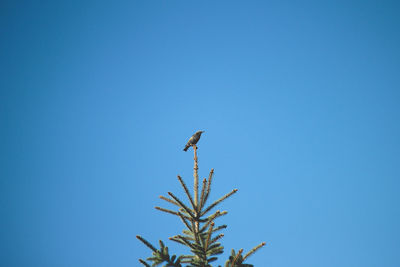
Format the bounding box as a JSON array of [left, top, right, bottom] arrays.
[[137, 141, 265, 267]]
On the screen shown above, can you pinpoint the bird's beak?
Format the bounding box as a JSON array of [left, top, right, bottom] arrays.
[[201, 131, 205, 133]]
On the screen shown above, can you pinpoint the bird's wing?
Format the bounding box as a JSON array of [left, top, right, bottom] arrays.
[[187, 136, 194, 144]]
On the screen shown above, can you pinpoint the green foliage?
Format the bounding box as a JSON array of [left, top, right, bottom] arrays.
[[137, 145, 265, 266]]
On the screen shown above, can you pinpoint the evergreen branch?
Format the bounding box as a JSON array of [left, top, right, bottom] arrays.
[[203, 168, 214, 206], [212, 224, 227, 233], [138, 259, 150, 267], [168, 192, 195, 218], [242, 242, 266, 261], [159, 195, 180, 207], [180, 259, 193, 264], [137, 236, 183, 266], [178, 212, 193, 232], [179, 208, 207, 222], [201, 189, 238, 216], [198, 232, 205, 247], [179, 208, 192, 217], [177, 235, 196, 249], [208, 256, 218, 263], [177, 255, 194, 264], [209, 233, 224, 245], [178, 255, 193, 260], [159, 240, 165, 250], [199, 178, 207, 212], [191, 256, 209, 266], [199, 211, 220, 232], [177, 175, 196, 211], [216, 210, 228, 217], [231, 248, 243, 267], [136, 235, 157, 252], [181, 230, 195, 241], [207, 246, 224, 256], [155, 206, 180, 217], [169, 236, 186, 246], [200, 210, 228, 233], [207, 242, 222, 251], [205, 222, 214, 250], [190, 244, 206, 254]]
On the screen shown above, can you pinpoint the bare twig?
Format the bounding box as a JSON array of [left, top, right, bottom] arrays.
[[193, 145, 199, 208]]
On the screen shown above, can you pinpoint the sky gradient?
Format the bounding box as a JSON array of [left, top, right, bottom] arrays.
[[1, 1, 400, 266]]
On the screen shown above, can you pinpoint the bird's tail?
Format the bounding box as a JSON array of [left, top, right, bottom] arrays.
[[183, 145, 189, 151]]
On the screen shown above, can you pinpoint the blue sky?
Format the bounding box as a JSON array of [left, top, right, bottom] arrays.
[[1, 1, 400, 266]]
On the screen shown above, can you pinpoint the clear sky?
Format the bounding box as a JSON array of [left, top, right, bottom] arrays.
[[1, 1, 399, 266]]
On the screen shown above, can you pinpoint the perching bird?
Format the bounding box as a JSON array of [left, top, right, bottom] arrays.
[[183, 130, 205, 151]]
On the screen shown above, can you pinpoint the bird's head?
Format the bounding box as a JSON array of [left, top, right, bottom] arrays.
[[196, 130, 205, 135]]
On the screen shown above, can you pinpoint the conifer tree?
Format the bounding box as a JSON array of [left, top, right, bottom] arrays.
[[137, 140, 265, 267]]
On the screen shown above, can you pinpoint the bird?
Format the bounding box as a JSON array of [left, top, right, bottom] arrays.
[[183, 130, 205, 151]]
